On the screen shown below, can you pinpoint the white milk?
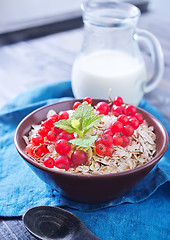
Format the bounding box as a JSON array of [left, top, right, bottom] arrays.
[[71, 50, 147, 106]]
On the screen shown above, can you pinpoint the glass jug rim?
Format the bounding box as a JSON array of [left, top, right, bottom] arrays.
[[81, 0, 141, 27]]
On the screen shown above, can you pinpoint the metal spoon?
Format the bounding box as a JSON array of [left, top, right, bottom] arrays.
[[23, 206, 100, 240]]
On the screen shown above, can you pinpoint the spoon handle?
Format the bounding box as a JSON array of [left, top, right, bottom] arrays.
[[78, 223, 101, 240]]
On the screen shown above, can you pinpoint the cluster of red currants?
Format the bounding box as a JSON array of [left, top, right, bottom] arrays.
[[25, 110, 72, 167], [73, 96, 93, 109], [49, 139, 88, 170], [25, 99, 90, 170], [48, 97, 93, 170], [25, 113, 64, 157], [94, 96, 144, 156], [25, 96, 144, 169], [44, 144, 88, 170]]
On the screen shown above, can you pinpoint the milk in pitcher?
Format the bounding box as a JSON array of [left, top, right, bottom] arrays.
[[71, 50, 147, 106]]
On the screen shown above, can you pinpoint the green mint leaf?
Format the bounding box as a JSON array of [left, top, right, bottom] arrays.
[[83, 115, 103, 134], [54, 119, 75, 133], [70, 119, 81, 129], [54, 102, 103, 147], [69, 136, 98, 148], [71, 102, 96, 120]]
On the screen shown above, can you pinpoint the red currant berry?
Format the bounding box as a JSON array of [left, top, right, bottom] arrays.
[[95, 137, 102, 146], [44, 157, 55, 168], [47, 130, 57, 142], [58, 131, 75, 141], [43, 145, 50, 155], [55, 155, 71, 170], [113, 96, 123, 106], [25, 143, 34, 156], [113, 133, 123, 146], [135, 113, 144, 124], [33, 145, 47, 157], [32, 134, 44, 145], [105, 146, 115, 156], [95, 102, 110, 115], [121, 136, 130, 147], [59, 111, 69, 120], [73, 101, 82, 110], [111, 105, 124, 116], [103, 128, 114, 136], [128, 116, 139, 130], [44, 117, 57, 128], [83, 97, 92, 104], [117, 114, 129, 125], [110, 121, 123, 133], [32, 146, 42, 157], [51, 114, 59, 122], [122, 125, 134, 136], [38, 126, 50, 137], [101, 134, 113, 147], [124, 105, 136, 116], [55, 139, 71, 155], [53, 127, 63, 135], [71, 150, 88, 167], [96, 144, 106, 156]]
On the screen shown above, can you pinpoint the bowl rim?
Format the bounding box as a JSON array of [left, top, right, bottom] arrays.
[[14, 99, 169, 179]]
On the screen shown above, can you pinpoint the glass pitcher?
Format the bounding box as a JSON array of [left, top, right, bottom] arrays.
[[71, 0, 164, 106]]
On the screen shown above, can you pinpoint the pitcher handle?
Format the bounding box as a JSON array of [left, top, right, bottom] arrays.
[[136, 29, 164, 93]]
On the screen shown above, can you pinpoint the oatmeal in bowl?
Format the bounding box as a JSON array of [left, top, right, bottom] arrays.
[[23, 96, 156, 175], [15, 98, 168, 203]]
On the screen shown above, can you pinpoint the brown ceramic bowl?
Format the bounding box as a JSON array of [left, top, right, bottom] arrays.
[[14, 99, 169, 203]]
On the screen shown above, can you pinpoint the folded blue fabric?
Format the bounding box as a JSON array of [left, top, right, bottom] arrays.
[[0, 81, 169, 228]]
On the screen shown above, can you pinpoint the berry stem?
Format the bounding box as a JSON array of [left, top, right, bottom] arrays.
[[76, 129, 84, 138]]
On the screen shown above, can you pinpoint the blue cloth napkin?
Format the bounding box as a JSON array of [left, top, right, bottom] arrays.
[[0, 81, 169, 239]]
